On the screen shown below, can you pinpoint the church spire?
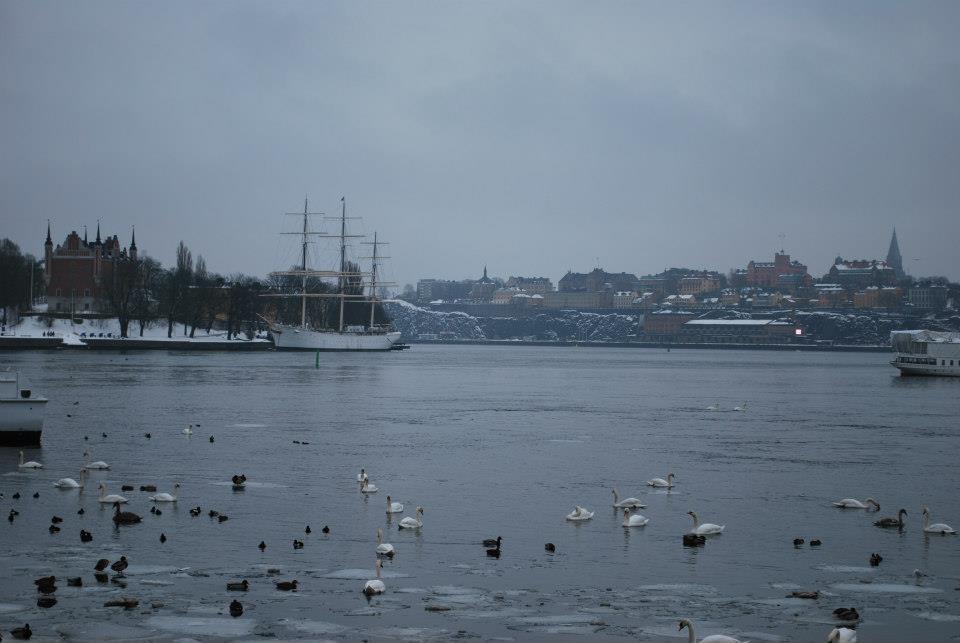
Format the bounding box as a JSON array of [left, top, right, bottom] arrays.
[[95, 219, 102, 245], [886, 227, 904, 278], [45, 220, 52, 245], [130, 226, 136, 250]]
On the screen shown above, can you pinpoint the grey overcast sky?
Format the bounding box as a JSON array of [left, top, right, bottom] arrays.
[[2, 1, 959, 286]]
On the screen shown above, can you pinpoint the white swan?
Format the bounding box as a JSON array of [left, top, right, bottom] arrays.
[[833, 497, 880, 510], [82, 450, 110, 470], [398, 506, 423, 529], [357, 468, 368, 482], [647, 472, 675, 488], [376, 528, 395, 556], [732, 402, 748, 412], [706, 403, 720, 411], [922, 505, 956, 535], [687, 510, 724, 535], [182, 424, 193, 435], [622, 507, 649, 527], [386, 495, 404, 514], [612, 488, 645, 508], [360, 479, 378, 493], [17, 451, 43, 469], [678, 618, 746, 643], [362, 559, 386, 595], [150, 483, 181, 503], [565, 505, 594, 521], [54, 469, 87, 489], [827, 627, 858, 643], [97, 482, 128, 504]]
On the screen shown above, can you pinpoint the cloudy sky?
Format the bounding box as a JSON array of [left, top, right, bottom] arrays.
[[2, 1, 958, 286]]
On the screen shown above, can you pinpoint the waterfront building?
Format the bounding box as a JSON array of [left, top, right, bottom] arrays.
[[679, 274, 722, 296], [813, 283, 848, 308], [558, 268, 639, 293], [908, 284, 948, 311], [542, 290, 613, 310], [679, 318, 798, 344], [825, 258, 897, 289], [744, 252, 811, 290], [613, 291, 637, 309], [415, 279, 474, 304], [43, 223, 137, 313], [469, 266, 498, 301], [642, 310, 697, 341], [504, 276, 553, 294]]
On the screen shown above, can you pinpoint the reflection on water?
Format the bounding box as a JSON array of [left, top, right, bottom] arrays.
[[1, 346, 958, 641]]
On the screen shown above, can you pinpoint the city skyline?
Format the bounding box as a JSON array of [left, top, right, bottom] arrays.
[[3, 2, 959, 285]]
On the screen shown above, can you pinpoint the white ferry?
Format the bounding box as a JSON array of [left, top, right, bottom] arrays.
[[890, 330, 960, 377], [0, 369, 48, 446]]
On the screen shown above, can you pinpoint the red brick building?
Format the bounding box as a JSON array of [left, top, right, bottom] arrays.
[[745, 252, 811, 289], [43, 223, 137, 313]]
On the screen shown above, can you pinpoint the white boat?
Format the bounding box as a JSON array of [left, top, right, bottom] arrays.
[[891, 330, 960, 377], [264, 197, 401, 352], [0, 369, 48, 446]]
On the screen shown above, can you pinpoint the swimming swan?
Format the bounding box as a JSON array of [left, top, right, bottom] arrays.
[[833, 497, 880, 510], [647, 473, 675, 488], [706, 403, 720, 411], [732, 402, 748, 412], [398, 506, 423, 529], [362, 559, 386, 595], [97, 483, 128, 504], [874, 508, 907, 528], [566, 505, 594, 521], [612, 488, 645, 508], [687, 510, 724, 535], [678, 618, 746, 643], [18, 451, 43, 469], [922, 505, 956, 535], [622, 507, 650, 527], [182, 424, 193, 435], [357, 468, 368, 482], [54, 469, 87, 489], [150, 483, 181, 502], [386, 495, 404, 514], [827, 627, 858, 643], [82, 450, 110, 470], [376, 528, 396, 557]]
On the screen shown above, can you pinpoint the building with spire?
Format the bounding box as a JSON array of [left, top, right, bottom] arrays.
[[886, 228, 904, 279], [43, 223, 138, 313]]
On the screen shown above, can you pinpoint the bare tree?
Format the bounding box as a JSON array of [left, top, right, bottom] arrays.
[[106, 255, 140, 338], [133, 256, 161, 336]]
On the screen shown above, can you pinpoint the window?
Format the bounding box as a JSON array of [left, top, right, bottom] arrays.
[[56, 288, 61, 297], [84, 289, 90, 297], [83, 303, 90, 310], [56, 303, 62, 311]]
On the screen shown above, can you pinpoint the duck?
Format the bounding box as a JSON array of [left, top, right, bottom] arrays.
[[258, 541, 266, 551], [274, 579, 298, 591], [322, 525, 330, 534], [793, 538, 805, 547], [922, 505, 956, 535], [149, 483, 180, 503], [305, 525, 312, 534], [612, 488, 645, 508], [182, 424, 193, 435], [360, 479, 378, 494], [874, 508, 907, 528], [544, 542, 556, 552], [833, 497, 880, 510], [11, 623, 32, 640], [622, 508, 650, 527], [54, 469, 88, 489], [231, 474, 246, 490], [678, 618, 746, 643], [565, 505, 594, 521], [833, 607, 860, 621], [362, 560, 386, 596], [112, 503, 141, 525], [67, 577, 82, 587], [94, 558, 110, 571], [140, 485, 157, 492], [732, 402, 748, 412], [159, 533, 167, 543], [17, 451, 43, 469], [48, 524, 60, 533], [827, 627, 858, 643], [110, 556, 129, 574], [227, 579, 249, 591], [482, 536, 502, 548], [81, 450, 110, 470], [399, 506, 424, 529], [97, 483, 128, 504], [810, 539, 822, 546], [293, 539, 304, 549], [229, 599, 243, 617], [869, 553, 882, 566], [687, 510, 724, 535], [486, 540, 502, 558], [80, 529, 93, 543], [376, 528, 395, 557], [386, 495, 404, 514], [647, 472, 675, 488]]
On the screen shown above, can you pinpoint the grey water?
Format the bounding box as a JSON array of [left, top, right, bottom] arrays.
[[1, 346, 959, 642]]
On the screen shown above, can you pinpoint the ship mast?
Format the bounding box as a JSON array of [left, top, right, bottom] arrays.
[[300, 198, 308, 329], [369, 231, 378, 328], [338, 197, 347, 333]]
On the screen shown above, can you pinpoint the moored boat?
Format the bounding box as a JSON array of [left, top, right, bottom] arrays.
[[0, 369, 48, 446], [891, 330, 960, 377]]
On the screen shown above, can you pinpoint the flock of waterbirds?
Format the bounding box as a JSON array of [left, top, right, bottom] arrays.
[[3, 417, 958, 643]]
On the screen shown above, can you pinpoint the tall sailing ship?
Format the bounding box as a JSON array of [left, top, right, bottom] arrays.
[[265, 197, 401, 351]]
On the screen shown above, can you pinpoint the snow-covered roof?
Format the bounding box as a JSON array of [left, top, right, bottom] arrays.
[[685, 319, 785, 326]]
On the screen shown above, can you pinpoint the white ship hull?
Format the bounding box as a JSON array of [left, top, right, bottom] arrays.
[[1, 372, 47, 446], [891, 330, 960, 377], [271, 325, 401, 351]]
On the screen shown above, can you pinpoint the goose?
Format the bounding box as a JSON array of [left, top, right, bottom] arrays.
[[922, 505, 956, 535], [622, 507, 650, 527], [386, 495, 404, 514], [706, 403, 720, 411], [398, 506, 424, 529], [360, 479, 378, 494], [182, 424, 193, 435], [647, 472, 675, 488], [833, 497, 880, 510], [827, 627, 858, 643], [97, 483, 128, 504], [678, 618, 746, 643], [612, 488, 646, 508], [112, 503, 141, 525], [17, 451, 43, 469], [54, 469, 88, 489], [376, 528, 395, 557], [874, 508, 907, 528], [82, 450, 110, 470], [362, 559, 386, 596], [149, 483, 180, 503], [565, 505, 594, 521], [732, 402, 748, 412], [687, 511, 724, 535]]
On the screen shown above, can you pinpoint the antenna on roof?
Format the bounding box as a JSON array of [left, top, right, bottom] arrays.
[[778, 233, 786, 253]]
